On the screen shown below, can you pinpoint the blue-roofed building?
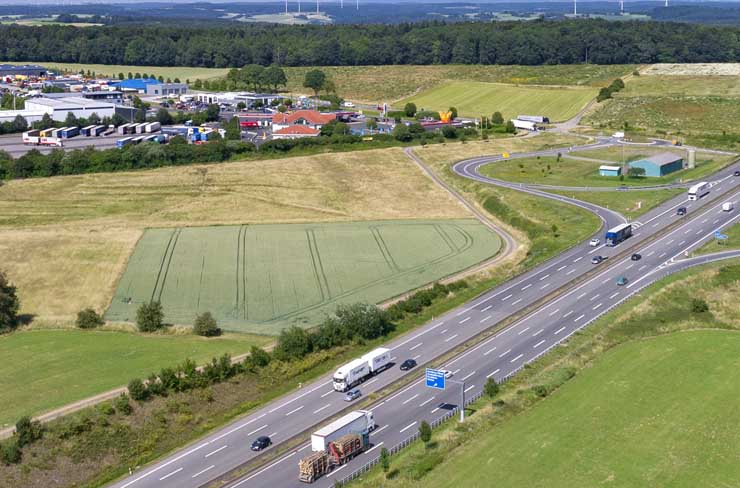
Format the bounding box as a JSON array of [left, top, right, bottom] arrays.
[[629, 152, 684, 177], [113, 78, 161, 93]]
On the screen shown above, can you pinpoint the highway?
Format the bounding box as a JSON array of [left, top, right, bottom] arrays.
[[109, 144, 738, 488]]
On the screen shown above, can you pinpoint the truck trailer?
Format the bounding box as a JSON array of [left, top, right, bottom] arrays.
[[81, 125, 96, 137], [311, 410, 375, 452], [605, 223, 632, 247], [333, 347, 391, 391], [60, 127, 79, 139], [22, 130, 41, 145], [517, 115, 549, 124], [299, 432, 370, 483], [145, 122, 161, 133], [511, 119, 538, 131]]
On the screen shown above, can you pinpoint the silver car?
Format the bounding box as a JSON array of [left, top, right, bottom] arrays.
[[344, 388, 361, 402]]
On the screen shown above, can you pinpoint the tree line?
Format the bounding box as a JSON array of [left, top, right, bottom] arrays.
[[0, 19, 737, 68]]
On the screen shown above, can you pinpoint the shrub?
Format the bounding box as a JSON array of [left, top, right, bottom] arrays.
[[114, 393, 133, 415], [193, 311, 221, 337], [403, 102, 417, 117], [136, 301, 164, 332], [273, 326, 313, 361], [419, 420, 432, 445], [15, 416, 41, 448], [484, 377, 500, 398], [127, 378, 149, 402], [691, 298, 709, 313], [76, 308, 104, 329], [0, 439, 21, 465], [532, 385, 548, 397], [244, 345, 272, 371]]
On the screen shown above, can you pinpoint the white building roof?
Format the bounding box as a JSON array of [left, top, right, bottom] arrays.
[[599, 165, 621, 171], [26, 96, 115, 110]]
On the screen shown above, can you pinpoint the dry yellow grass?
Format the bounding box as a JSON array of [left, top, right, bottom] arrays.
[[0, 148, 470, 323]]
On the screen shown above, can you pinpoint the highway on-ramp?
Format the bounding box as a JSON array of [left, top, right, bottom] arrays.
[[109, 148, 739, 488]]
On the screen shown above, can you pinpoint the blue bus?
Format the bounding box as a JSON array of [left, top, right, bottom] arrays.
[[605, 223, 632, 247]]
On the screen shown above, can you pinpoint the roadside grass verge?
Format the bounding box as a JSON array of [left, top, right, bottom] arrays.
[[697, 222, 740, 255], [0, 329, 269, 428], [347, 258, 740, 488], [548, 188, 685, 220]]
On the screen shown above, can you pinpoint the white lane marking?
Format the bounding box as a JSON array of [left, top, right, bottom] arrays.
[[268, 432, 277, 438], [332, 464, 348, 474], [684, 229, 691, 234], [370, 425, 388, 437], [574, 314, 585, 322], [402, 394, 420, 405], [652, 222, 659, 228], [702, 218, 708, 223], [679, 240, 686, 246], [499, 349, 511, 358], [573, 257, 583, 263], [512, 298, 523, 305], [539, 274, 550, 281], [464, 385, 475, 393], [481, 305, 493, 312], [444, 333, 459, 343], [486, 368, 500, 378], [412, 354, 421, 360], [593, 303, 602, 310], [517, 327, 530, 335], [419, 397, 435, 408], [440, 329, 448, 334], [713, 219, 720, 224], [548, 309, 560, 316], [459, 317, 470, 324], [230, 448, 300, 486], [399, 422, 417, 433], [205, 444, 229, 458], [557, 265, 567, 271], [480, 315, 492, 323], [563, 310, 574, 318], [484, 346, 497, 356], [431, 407, 440, 414], [533, 328, 544, 337], [534, 340, 546, 349], [247, 425, 268, 436], [409, 342, 423, 351], [321, 390, 333, 398], [266, 380, 332, 414], [625, 264, 634, 270], [554, 326, 566, 335], [601, 277, 610, 284], [696, 229, 704, 235], [540, 283, 551, 290], [667, 239, 674, 244], [159, 468, 183, 481], [502, 294, 513, 301], [609, 292, 620, 299], [647, 251, 655, 256], [366, 442, 385, 454], [285, 405, 304, 416], [639, 265, 647, 271], [521, 284, 532, 291], [313, 404, 331, 414], [510, 354, 524, 363], [461, 371, 476, 381], [191, 465, 215, 478], [566, 269, 576, 275], [590, 293, 600, 301], [577, 292, 586, 299]]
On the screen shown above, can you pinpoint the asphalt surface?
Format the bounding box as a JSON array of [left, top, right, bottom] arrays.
[[108, 140, 739, 488], [0, 132, 120, 156]]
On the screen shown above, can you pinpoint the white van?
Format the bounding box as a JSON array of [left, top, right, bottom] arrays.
[[722, 202, 734, 212]]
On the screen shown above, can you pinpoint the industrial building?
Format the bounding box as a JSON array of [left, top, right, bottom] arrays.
[[0, 109, 48, 125], [24, 97, 116, 122], [192, 92, 279, 108], [629, 152, 684, 177], [599, 165, 622, 177], [42, 91, 125, 104], [0, 64, 48, 79], [272, 125, 321, 139], [272, 110, 337, 131], [145, 82, 188, 97]]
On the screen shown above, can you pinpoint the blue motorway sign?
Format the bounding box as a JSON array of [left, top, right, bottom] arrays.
[[715, 231, 729, 240], [425, 368, 446, 390]]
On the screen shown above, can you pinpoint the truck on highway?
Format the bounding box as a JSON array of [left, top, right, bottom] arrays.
[[311, 410, 375, 452], [22, 129, 41, 145], [333, 347, 391, 392], [517, 114, 549, 124], [605, 223, 632, 247], [511, 119, 538, 131], [299, 432, 370, 483], [688, 181, 710, 201]]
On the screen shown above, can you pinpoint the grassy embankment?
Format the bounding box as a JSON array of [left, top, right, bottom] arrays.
[[584, 66, 740, 150], [349, 258, 740, 487], [697, 223, 740, 255]]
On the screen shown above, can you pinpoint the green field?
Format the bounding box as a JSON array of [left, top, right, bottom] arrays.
[[0, 329, 268, 427], [397, 81, 597, 121], [106, 219, 501, 333], [480, 147, 735, 188], [425, 330, 740, 488], [4, 61, 229, 82], [549, 188, 685, 219]]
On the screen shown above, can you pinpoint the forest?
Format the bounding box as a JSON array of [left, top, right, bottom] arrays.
[[0, 19, 737, 68]]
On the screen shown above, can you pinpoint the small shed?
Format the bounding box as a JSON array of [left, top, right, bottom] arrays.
[[629, 152, 684, 177], [599, 165, 622, 177]]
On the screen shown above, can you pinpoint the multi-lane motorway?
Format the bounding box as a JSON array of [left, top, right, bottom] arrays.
[[110, 142, 738, 488]]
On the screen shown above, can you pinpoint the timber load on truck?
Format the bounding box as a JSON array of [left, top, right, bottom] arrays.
[[299, 432, 369, 483]]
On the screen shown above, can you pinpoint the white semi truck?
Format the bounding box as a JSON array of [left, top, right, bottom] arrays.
[[511, 119, 538, 131], [332, 347, 391, 392], [310, 410, 375, 452]]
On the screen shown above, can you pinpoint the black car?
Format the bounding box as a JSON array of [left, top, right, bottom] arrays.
[[631, 253, 642, 261], [677, 207, 687, 216], [251, 435, 271, 451], [400, 359, 417, 371], [734, 170, 740, 177]]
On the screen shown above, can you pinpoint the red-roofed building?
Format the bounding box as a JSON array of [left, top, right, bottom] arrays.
[[272, 125, 321, 140], [272, 110, 337, 132]]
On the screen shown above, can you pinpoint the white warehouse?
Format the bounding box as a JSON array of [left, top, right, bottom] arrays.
[[24, 97, 116, 122]]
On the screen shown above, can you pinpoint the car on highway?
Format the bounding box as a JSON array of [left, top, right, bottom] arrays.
[[677, 207, 687, 216], [400, 359, 417, 371], [591, 255, 605, 264], [589, 238, 600, 247], [631, 253, 642, 261], [439, 369, 453, 379], [617, 276, 628, 286], [344, 388, 362, 402], [734, 170, 740, 177], [251, 435, 272, 451]]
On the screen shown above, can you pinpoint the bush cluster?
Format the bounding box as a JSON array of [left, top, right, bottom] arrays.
[[596, 78, 626, 102], [386, 281, 469, 321], [76, 308, 104, 329]]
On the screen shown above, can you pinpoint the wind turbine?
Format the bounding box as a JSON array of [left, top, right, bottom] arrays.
[[573, 0, 577, 16], [620, 0, 624, 14]]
